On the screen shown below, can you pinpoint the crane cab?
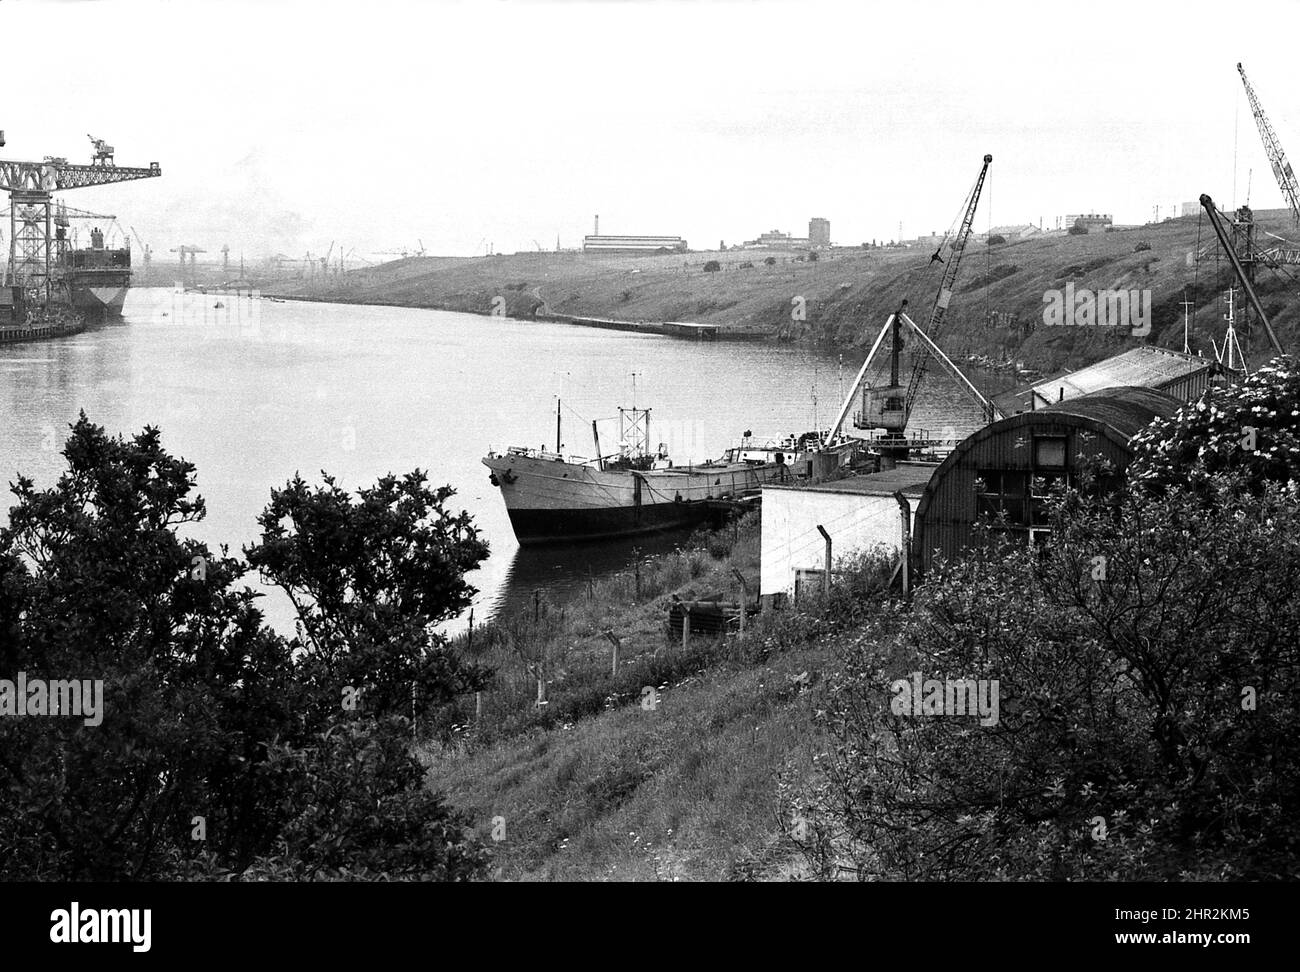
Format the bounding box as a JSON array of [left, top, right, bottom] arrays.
[[858, 383, 907, 433]]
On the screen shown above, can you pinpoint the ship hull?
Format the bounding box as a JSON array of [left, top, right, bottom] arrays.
[[483, 452, 793, 544], [69, 281, 129, 323]]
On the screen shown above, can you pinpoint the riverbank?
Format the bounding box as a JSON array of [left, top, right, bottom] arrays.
[[0, 316, 89, 345], [423, 512, 883, 880], [257, 208, 1300, 373]]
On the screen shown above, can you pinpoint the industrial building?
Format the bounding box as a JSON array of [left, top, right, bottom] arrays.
[[760, 463, 936, 600], [912, 386, 1180, 574], [808, 217, 831, 246], [581, 234, 688, 255], [994, 346, 1216, 414], [1066, 213, 1113, 233]]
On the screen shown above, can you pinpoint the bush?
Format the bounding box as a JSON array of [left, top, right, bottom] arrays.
[[0, 416, 489, 880], [1134, 241, 1152, 252], [802, 475, 1300, 880], [1067, 225, 1089, 236], [764, 257, 777, 267], [703, 260, 721, 273], [987, 234, 1006, 246]]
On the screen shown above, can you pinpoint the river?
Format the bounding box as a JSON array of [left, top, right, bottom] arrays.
[[0, 288, 1014, 631]]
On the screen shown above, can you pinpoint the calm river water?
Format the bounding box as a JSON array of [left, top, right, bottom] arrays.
[[0, 289, 1011, 631]]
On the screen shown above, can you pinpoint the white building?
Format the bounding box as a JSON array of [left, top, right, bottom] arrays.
[[760, 464, 937, 599]]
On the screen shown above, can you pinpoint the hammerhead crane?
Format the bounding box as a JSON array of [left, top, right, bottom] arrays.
[[829, 154, 1000, 446], [1, 135, 160, 303]]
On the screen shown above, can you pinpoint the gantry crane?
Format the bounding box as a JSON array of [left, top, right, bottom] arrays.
[[830, 154, 1000, 447], [1, 134, 160, 305]]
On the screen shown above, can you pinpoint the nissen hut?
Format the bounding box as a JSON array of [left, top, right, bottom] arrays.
[[912, 386, 1180, 573]]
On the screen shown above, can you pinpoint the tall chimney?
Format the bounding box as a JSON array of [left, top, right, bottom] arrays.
[[594, 214, 599, 237]]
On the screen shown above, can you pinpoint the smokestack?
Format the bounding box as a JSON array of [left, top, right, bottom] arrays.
[[594, 214, 599, 237]]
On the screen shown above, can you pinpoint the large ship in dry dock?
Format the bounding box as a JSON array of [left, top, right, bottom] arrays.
[[484, 406, 861, 544]]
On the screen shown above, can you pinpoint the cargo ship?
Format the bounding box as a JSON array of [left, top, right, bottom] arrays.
[[56, 225, 131, 324], [483, 405, 861, 544]]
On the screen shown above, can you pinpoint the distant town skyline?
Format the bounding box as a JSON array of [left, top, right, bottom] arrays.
[[4, 0, 1299, 261]]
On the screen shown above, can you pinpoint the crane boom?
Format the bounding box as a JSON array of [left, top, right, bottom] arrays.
[[0, 160, 159, 193], [902, 153, 993, 423], [1200, 193, 1284, 356], [1238, 63, 1300, 225]]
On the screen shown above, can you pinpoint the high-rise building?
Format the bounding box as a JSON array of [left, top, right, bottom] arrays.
[[809, 217, 831, 247]]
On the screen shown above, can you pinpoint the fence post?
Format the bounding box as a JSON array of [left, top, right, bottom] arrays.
[[893, 491, 912, 596], [604, 629, 621, 675], [817, 524, 832, 597], [633, 547, 641, 599], [681, 604, 691, 650], [731, 567, 747, 638], [475, 690, 483, 722]]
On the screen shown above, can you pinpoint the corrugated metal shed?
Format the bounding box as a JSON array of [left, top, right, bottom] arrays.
[[914, 386, 1179, 573], [994, 347, 1215, 414]]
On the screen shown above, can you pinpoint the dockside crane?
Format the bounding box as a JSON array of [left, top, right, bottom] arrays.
[[1199, 193, 1285, 358], [0, 135, 160, 305], [1238, 63, 1300, 226], [829, 154, 1000, 447], [129, 226, 152, 269]]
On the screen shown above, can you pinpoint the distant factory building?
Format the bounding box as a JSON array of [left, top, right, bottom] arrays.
[[1181, 201, 1202, 218], [809, 217, 831, 247], [912, 386, 1180, 574], [982, 223, 1040, 242], [582, 235, 688, 255], [761, 463, 936, 600], [994, 346, 1216, 414], [1066, 213, 1113, 233]]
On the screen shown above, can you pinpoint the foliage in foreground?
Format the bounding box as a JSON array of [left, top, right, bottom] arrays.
[[804, 475, 1300, 880], [0, 415, 489, 880]]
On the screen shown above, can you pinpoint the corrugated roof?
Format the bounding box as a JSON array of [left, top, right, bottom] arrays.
[[1039, 385, 1180, 438], [1030, 346, 1211, 403], [766, 462, 939, 497]]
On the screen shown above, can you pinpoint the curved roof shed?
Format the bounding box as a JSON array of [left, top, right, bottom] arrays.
[[913, 386, 1180, 573]]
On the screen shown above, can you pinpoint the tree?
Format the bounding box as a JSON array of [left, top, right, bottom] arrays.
[[764, 256, 777, 266], [987, 233, 1007, 246], [245, 471, 492, 722], [0, 415, 488, 880], [702, 260, 721, 272], [805, 473, 1300, 880]]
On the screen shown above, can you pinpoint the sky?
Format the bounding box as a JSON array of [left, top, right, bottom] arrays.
[[3, 0, 1299, 262]]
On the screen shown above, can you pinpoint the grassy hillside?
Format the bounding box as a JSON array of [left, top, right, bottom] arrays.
[[263, 209, 1300, 372], [418, 515, 889, 880]]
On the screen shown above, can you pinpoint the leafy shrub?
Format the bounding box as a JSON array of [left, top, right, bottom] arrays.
[[764, 257, 777, 266], [1134, 241, 1152, 252], [803, 476, 1300, 880], [703, 260, 721, 273], [987, 234, 1006, 246], [0, 416, 489, 880]]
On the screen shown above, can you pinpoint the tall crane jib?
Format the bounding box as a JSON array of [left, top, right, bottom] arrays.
[[902, 153, 994, 425], [1238, 63, 1300, 226], [0, 139, 160, 309]]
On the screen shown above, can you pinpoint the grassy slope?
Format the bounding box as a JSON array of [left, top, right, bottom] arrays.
[[419, 519, 847, 880], [264, 209, 1300, 372]]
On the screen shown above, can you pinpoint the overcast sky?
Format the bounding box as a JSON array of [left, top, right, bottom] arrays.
[[4, 0, 1299, 261]]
